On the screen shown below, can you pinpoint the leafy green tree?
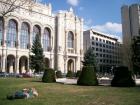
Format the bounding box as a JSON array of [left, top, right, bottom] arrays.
[[29, 34, 45, 73], [132, 36, 140, 74], [82, 47, 96, 67]]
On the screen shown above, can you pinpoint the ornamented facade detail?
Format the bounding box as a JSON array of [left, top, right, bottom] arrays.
[[0, 2, 83, 74]]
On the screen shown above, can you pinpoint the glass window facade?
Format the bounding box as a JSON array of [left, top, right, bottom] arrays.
[[32, 25, 40, 43], [68, 32, 74, 48], [7, 20, 17, 48], [20, 23, 29, 49], [43, 28, 50, 51]]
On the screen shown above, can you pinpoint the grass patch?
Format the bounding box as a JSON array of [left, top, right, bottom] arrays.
[[0, 78, 140, 105]]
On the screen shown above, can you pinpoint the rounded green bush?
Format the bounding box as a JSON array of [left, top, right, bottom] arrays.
[[77, 66, 98, 86], [56, 71, 62, 78], [42, 68, 56, 83], [111, 66, 136, 87], [76, 70, 81, 77], [66, 71, 74, 78]]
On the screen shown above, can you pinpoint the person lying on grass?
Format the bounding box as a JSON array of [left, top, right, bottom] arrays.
[[7, 88, 38, 100]]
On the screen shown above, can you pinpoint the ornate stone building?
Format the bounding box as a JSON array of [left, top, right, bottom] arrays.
[[0, 2, 83, 74]]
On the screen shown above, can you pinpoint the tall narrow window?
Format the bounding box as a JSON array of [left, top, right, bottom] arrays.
[[20, 22, 29, 49], [7, 19, 17, 48], [68, 32, 74, 48], [32, 25, 40, 43], [43, 28, 50, 51], [0, 19, 3, 45]]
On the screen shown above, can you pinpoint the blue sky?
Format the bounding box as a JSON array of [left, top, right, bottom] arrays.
[[39, 0, 139, 41]]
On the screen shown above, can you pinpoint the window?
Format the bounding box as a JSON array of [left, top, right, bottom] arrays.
[[68, 31, 74, 48], [100, 54, 102, 57], [96, 38, 98, 41], [32, 25, 40, 43], [20, 22, 29, 49], [96, 43, 98, 46], [96, 53, 98, 56], [7, 19, 17, 48], [43, 28, 50, 51], [92, 41, 94, 45], [92, 36, 94, 40], [0, 19, 3, 45], [96, 48, 98, 51], [100, 59, 102, 62], [100, 48, 102, 52]]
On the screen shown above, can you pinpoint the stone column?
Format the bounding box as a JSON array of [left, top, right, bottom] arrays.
[[2, 55, 6, 72], [30, 26, 33, 47], [17, 23, 21, 49], [40, 27, 43, 47], [15, 55, 19, 73], [1, 18, 8, 72]]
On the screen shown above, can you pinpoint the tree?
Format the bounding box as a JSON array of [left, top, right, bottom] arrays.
[[77, 47, 98, 86], [29, 34, 45, 73], [0, 0, 35, 17], [132, 36, 140, 74], [82, 47, 96, 67]]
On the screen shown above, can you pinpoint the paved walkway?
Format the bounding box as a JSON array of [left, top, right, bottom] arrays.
[[56, 78, 140, 86]]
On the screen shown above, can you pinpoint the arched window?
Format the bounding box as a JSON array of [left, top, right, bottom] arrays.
[[32, 25, 40, 43], [20, 22, 29, 49], [43, 28, 50, 51], [7, 19, 17, 48], [0, 19, 3, 45], [68, 32, 74, 48]]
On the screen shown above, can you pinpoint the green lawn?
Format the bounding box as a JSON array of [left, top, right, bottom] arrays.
[[0, 78, 140, 105]]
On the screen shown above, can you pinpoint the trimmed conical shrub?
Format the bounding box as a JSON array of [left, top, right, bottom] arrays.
[[77, 66, 98, 86], [56, 70, 62, 78], [111, 66, 135, 87], [42, 68, 56, 83], [66, 71, 74, 78]]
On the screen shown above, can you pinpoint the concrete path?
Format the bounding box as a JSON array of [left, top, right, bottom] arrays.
[[56, 78, 140, 86]]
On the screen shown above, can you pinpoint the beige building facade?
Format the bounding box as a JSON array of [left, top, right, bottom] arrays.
[[84, 29, 122, 73], [0, 2, 83, 74], [121, 4, 140, 70]]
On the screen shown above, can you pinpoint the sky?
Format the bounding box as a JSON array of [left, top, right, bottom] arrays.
[[39, 0, 139, 41]]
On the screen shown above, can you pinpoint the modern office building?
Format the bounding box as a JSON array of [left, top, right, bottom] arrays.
[[84, 29, 122, 73], [0, 2, 83, 74], [121, 4, 140, 70]]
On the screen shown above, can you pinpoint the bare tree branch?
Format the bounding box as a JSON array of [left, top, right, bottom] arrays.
[[0, 0, 36, 17]]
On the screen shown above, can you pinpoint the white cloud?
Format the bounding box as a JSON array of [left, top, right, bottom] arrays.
[[84, 21, 122, 42], [92, 22, 122, 34], [91, 22, 122, 42], [67, 0, 79, 6]]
